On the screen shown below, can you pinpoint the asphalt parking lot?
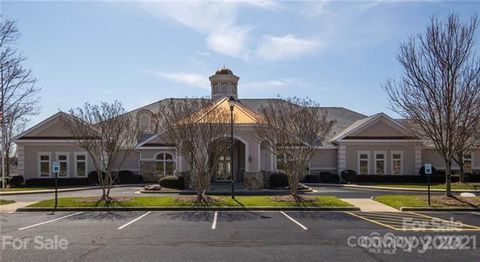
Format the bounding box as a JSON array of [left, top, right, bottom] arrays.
[[1, 211, 479, 262]]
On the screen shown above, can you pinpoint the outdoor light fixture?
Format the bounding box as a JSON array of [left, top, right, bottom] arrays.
[[229, 96, 235, 199]]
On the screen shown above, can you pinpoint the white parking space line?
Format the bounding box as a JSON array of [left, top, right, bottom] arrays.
[[471, 212, 480, 216], [280, 211, 308, 231], [18, 212, 83, 231], [211, 211, 218, 230], [118, 211, 151, 230]]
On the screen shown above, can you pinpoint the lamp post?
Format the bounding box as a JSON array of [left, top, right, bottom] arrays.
[[228, 96, 235, 199]]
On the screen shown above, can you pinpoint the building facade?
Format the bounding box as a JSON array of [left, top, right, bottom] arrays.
[[14, 68, 480, 189]]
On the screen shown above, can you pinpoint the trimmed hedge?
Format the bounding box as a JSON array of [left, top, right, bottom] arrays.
[[25, 178, 90, 187], [7, 175, 24, 187], [159, 175, 184, 190], [355, 175, 456, 183], [341, 170, 357, 183], [303, 172, 340, 183], [303, 174, 320, 183], [87, 171, 105, 185], [269, 173, 289, 188], [117, 170, 135, 184], [319, 172, 340, 183], [132, 174, 144, 184]]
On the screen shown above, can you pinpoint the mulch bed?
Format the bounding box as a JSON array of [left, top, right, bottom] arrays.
[[271, 195, 316, 202], [419, 195, 480, 207]]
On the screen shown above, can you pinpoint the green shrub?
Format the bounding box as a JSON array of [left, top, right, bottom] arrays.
[[269, 173, 289, 188], [7, 175, 24, 187], [319, 172, 340, 183], [159, 175, 184, 189], [341, 169, 357, 183]]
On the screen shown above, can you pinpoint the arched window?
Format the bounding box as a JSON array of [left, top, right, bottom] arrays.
[[139, 114, 151, 131], [155, 153, 176, 177]]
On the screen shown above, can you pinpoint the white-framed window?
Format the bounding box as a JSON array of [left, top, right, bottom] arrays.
[[276, 153, 296, 173], [217, 154, 231, 180], [38, 153, 51, 177], [56, 153, 69, 177], [358, 151, 370, 175], [391, 151, 403, 175], [464, 153, 473, 174], [74, 153, 88, 177], [374, 152, 386, 175], [155, 152, 176, 177]]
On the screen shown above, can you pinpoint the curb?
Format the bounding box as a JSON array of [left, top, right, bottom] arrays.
[[16, 206, 360, 212], [303, 183, 480, 193], [400, 207, 480, 212], [0, 184, 146, 196]]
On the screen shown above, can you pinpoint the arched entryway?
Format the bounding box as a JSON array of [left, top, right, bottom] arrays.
[[210, 138, 246, 183]]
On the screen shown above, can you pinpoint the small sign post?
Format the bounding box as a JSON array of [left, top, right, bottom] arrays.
[[52, 161, 60, 211], [424, 164, 432, 206]]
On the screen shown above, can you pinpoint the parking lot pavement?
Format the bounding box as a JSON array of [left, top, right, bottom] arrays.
[[1, 211, 480, 261]]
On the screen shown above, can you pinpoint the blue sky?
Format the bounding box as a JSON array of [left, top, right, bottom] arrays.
[[2, 1, 479, 126]]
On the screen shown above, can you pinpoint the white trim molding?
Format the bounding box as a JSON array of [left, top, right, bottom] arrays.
[[74, 152, 88, 177], [374, 151, 386, 175], [55, 152, 70, 177], [37, 152, 52, 178], [338, 145, 346, 174], [391, 151, 403, 175], [414, 146, 422, 175]]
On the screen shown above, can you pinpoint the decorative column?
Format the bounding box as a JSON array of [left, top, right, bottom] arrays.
[[17, 145, 25, 176], [415, 146, 422, 175], [337, 145, 346, 175]]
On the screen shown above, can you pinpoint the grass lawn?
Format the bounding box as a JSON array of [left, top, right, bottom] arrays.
[[374, 195, 480, 209], [357, 182, 480, 190], [28, 196, 351, 208], [0, 199, 15, 205]]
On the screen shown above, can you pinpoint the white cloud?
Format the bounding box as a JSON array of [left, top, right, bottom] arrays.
[[206, 26, 251, 58], [149, 71, 209, 89], [137, 1, 279, 58], [242, 78, 312, 90], [257, 35, 321, 60]]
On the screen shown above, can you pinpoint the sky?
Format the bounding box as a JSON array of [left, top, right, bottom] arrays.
[[2, 0, 479, 127]]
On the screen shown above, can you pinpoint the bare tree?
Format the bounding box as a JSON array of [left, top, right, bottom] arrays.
[[453, 123, 480, 182], [0, 18, 39, 188], [384, 14, 480, 196], [4, 110, 28, 177], [255, 97, 334, 198], [62, 101, 139, 202], [158, 98, 230, 202]]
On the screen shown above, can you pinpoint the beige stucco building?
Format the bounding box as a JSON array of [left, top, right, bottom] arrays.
[[14, 68, 480, 188]]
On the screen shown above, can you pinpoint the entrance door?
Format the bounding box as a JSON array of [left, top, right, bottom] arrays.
[[216, 155, 232, 181]]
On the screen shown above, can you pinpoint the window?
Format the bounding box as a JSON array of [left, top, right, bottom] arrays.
[[391, 152, 403, 175], [57, 154, 69, 177], [464, 153, 473, 174], [155, 153, 175, 177], [216, 155, 231, 180], [39, 154, 50, 177], [375, 152, 386, 175], [358, 152, 369, 175], [276, 153, 286, 173], [75, 153, 87, 177]]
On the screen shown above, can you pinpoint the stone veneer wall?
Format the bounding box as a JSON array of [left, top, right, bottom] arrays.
[[243, 172, 264, 190]]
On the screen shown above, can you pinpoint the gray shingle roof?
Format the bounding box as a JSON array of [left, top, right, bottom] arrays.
[[130, 97, 368, 145]]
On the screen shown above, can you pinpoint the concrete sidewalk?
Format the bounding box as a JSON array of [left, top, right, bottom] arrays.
[[341, 198, 399, 212], [0, 201, 34, 213]]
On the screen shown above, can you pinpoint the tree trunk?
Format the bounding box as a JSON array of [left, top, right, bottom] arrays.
[[459, 163, 465, 183], [445, 159, 453, 197], [5, 146, 10, 177]]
